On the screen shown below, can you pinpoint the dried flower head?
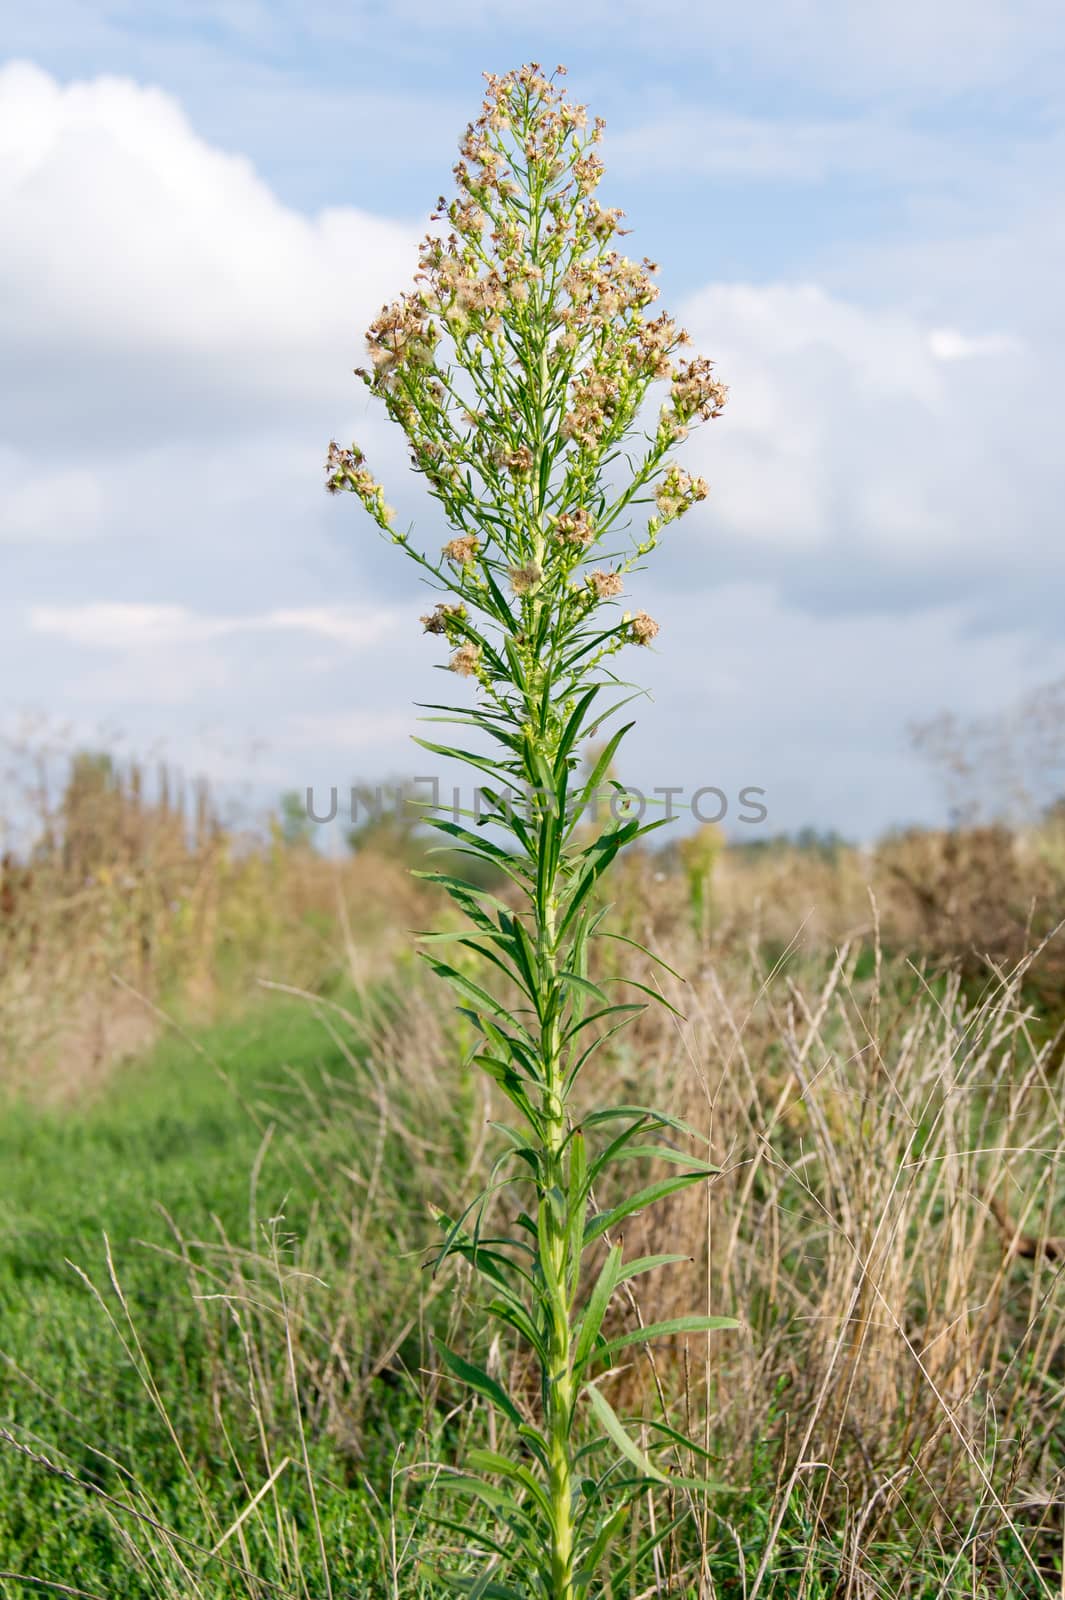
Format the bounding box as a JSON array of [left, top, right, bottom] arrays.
[[587, 569, 624, 600], [654, 465, 709, 524], [421, 602, 466, 635], [509, 562, 543, 596], [671, 355, 729, 423], [628, 610, 660, 646], [553, 508, 594, 547], [443, 535, 480, 567], [449, 642, 482, 676], [493, 444, 534, 478], [324, 441, 395, 527]]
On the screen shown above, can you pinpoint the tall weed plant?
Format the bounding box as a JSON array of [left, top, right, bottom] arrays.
[[328, 63, 732, 1598]]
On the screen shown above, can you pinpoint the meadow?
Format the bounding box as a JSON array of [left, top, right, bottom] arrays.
[[1, 746, 1064, 1598]]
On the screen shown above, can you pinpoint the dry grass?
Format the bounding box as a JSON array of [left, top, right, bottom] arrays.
[[161, 880, 1064, 1593], [308, 842, 1065, 1590], [598, 928, 1065, 1592], [0, 744, 432, 1100]]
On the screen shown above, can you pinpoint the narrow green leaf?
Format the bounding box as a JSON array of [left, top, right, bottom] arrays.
[[466, 1447, 554, 1521], [574, 1243, 622, 1370], [618, 1252, 692, 1283], [573, 1503, 629, 1586], [593, 1314, 740, 1366], [411, 870, 512, 924], [643, 1415, 726, 1468], [566, 724, 635, 831], [558, 970, 610, 1007], [584, 1170, 716, 1245], [598, 929, 688, 983], [556, 684, 601, 765], [424, 1513, 511, 1561], [435, 1342, 524, 1431], [578, 1104, 707, 1140], [595, 1510, 692, 1587], [441, 1474, 539, 1540], [485, 1297, 549, 1364], [561, 1004, 644, 1052], [600, 973, 687, 1019], [428, 959, 517, 1024], [584, 1384, 668, 1484]]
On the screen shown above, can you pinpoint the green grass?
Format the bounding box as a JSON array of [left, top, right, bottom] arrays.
[[0, 996, 447, 1598]]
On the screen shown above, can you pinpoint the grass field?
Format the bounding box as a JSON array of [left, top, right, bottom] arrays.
[[3, 758, 1065, 1597], [0, 994, 456, 1597]]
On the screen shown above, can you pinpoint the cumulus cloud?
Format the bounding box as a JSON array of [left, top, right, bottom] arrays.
[[666, 282, 1055, 627], [0, 59, 417, 445]]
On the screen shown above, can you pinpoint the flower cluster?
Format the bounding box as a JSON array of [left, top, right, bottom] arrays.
[[654, 465, 709, 523], [586, 569, 624, 600], [670, 355, 729, 424], [492, 443, 534, 478], [449, 642, 482, 677], [327, 61, 726, 684], [627, 610, 660, 645], [561, 363, 623, 451], [362, 297, 439, 390], [324, 442, 395, 528], [443, 535, 480, 567], [509, 563, 543, 595], [552, 508, 595, 547], [558, 254, 660, 342], [421, 602, 466, 637]]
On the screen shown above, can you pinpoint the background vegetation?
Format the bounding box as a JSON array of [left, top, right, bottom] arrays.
[[1, 723, 1064, 1597]]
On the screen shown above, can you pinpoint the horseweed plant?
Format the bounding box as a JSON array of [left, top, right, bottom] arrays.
[[327, 64, 733, 1599]]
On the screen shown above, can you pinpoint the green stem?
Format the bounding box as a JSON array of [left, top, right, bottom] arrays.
[[539, 895, 576, 1600]]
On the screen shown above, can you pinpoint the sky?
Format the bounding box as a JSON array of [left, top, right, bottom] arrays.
[[2, 1, 1064, 841]]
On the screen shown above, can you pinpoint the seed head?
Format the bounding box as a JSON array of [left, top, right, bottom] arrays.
[[553, 508, 594, 547], [443, 535, 480, 567], [324, 441, 395, 527], [509, 562, 543, 595], [450, 642, 482, 676], [654, 465, 709, 524], [587, 569, 624, 600], [421, 602, 466, 636], [628, 611, 660, 646]]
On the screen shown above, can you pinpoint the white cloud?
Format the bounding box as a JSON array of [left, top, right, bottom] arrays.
[[0, 60, 417, 441], [672, 282, 1053, 608], [927, 328, 1023, 362], [28, 602, 401, 650], [625, 581, 1065, 837]]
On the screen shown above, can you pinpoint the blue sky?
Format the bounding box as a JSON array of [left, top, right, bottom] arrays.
[[2, 1, 1064, 839]]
